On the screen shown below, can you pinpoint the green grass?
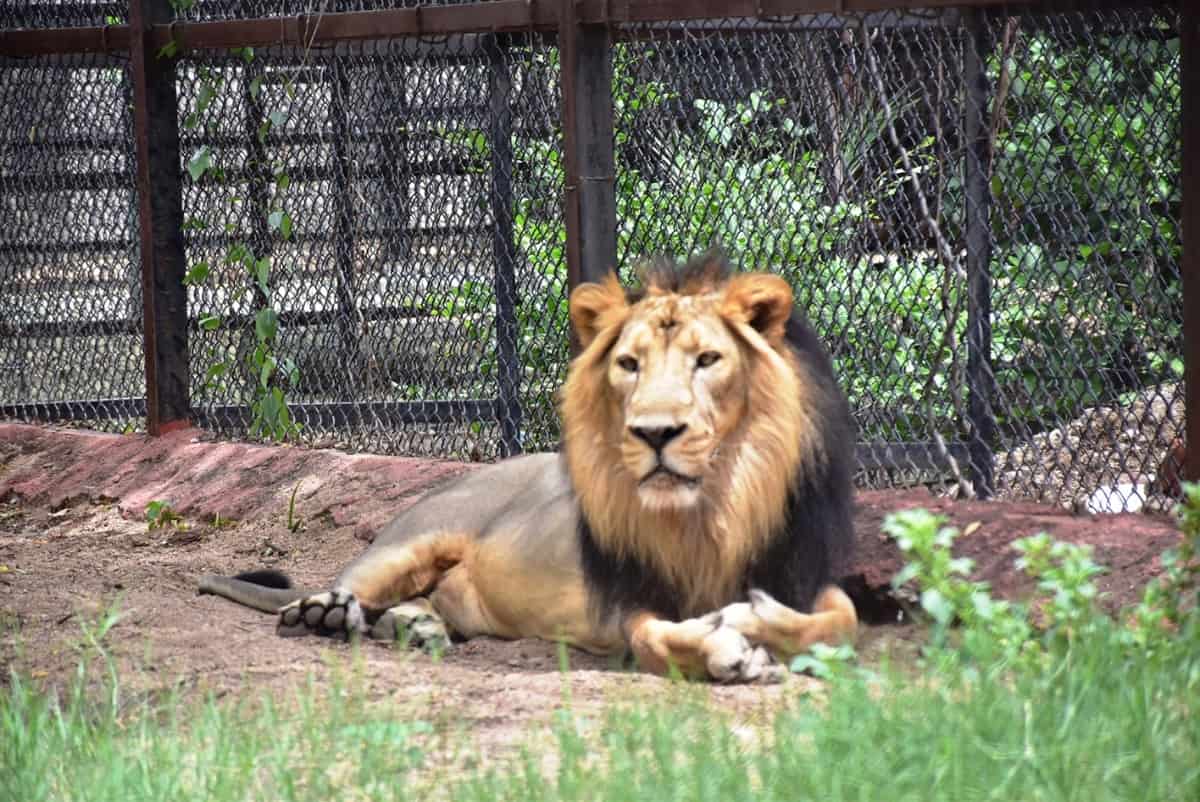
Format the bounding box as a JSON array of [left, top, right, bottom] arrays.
[[5, 486, 1200, 802], [3, 620, 1198, 802]]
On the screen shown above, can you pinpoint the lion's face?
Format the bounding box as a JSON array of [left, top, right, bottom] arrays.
[[563, 263, 802, 513], [605, 293, 747, 509]]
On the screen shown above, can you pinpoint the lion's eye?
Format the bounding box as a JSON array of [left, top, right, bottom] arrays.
[[696, 351, 722, 369], [616, 355, 639, 373]]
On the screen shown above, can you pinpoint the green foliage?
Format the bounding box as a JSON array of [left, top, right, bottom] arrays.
[[181, 49, 302, 443], [144, 500, 181, 531], [986, 24, 1182, 428], [885, 480, 1200, 672], [286, 480, 304, 533], [440, 32, 1182, 450]]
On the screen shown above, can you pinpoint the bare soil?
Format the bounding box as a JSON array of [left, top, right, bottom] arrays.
[[0, 424, 1183, 761]]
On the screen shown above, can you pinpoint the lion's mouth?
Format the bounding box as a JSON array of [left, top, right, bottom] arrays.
[[640, 464, 700, 489]]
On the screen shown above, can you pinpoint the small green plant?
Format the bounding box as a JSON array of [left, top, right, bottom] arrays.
[[1125, 482, 1200, 650], [144, 500, 181, 531], [885, 480, 1200, 670], [286, 481, 303, 533], [789, 642, 857, 679]]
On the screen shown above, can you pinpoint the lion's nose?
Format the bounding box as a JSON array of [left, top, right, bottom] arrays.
[[630, 424, 687, 451]]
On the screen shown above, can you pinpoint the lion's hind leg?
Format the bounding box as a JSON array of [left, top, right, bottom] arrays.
[[276, 531, 470, 650], [714, 585, 858, 663]]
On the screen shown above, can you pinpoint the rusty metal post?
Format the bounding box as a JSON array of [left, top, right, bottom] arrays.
[[560, 0, 617, 354], [963, 10, 995, 498], [129, 0, 190, 433], [1184, 5, 1200, 482], [329, 58, 363, 392]]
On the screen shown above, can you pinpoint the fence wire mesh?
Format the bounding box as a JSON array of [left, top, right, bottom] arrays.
[[0, 1, 1185, 511], [0, 50, 146, 432], [616, 4, 1181, 510], [176, 32, 564, 459]]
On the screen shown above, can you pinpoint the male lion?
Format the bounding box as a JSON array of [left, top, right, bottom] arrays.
[[199, 254, 857, 682]]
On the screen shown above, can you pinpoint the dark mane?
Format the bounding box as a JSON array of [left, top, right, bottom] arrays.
[[624, 250, 735, 303]]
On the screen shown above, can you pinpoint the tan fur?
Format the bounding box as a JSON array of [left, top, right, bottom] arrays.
[[201, 266, 857, 681]]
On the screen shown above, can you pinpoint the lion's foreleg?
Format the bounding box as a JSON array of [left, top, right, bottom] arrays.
[[715, 585, 858, 663], [623, 611, 782, 683]]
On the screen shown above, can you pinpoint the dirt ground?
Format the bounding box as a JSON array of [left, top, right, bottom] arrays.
[[0, 423, 1184, 759]]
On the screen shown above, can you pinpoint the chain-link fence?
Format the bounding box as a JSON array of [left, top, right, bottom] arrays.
[[0, 0, 1187, 511]]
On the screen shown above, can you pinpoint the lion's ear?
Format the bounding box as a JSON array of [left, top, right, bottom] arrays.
[[721, 273, 794, 343], [569, 272, 629, 350]]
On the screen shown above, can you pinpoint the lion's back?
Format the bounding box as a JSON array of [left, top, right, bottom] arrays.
[[371, 452, 573, 549]]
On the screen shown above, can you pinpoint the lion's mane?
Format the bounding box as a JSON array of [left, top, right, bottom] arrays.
[[560, 254, 854, 624]]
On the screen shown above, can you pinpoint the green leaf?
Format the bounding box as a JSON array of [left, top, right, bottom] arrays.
[[921, 588, 955, 626], [186, 146, 212, 182], [255, 307, 279, 343], [267, 210, 284, 232], [196, 81, 217, 117], [269, 110, 288, 128], [259, 354, 276, 388], [156, 40, 179, 59], [788, 655, 833, 680], [282, 357, 300, 387], [280, 213, 292, 240], [254, 258, 271, 293], [199, 314, 221, 332], [183, 261, 210, 286], [249, 75, 263, 101]]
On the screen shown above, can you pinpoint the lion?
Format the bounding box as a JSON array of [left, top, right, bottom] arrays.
[[199, 253, 858, 682]]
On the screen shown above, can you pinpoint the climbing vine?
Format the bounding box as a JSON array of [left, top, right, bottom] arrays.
[[163, 1, 302, 441]]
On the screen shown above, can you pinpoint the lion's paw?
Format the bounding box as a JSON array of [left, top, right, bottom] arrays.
[[701, 625, 785, 684], [369, 599, 451, 654], [277, 589, 366, 639]]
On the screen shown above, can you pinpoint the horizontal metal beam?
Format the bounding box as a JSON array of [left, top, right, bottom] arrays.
[[11, 0, 1166, 59], [0, 397, 146, 421]]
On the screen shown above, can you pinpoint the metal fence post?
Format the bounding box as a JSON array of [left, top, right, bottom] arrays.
[[330, 59, 363, 394], [489, 34, 523, 457], [1184, 5, 1200, 482], [560, 0, 617, 355], [129, 0, 190, 434], [963, 11, 996, 499]]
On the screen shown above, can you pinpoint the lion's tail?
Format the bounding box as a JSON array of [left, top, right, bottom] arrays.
[[197, 570, 316, 613]]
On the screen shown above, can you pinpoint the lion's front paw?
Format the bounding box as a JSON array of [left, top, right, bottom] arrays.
[[700, 625, 785, 684], [369, 598, 451, 654], [277, 589, 366, 639]]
